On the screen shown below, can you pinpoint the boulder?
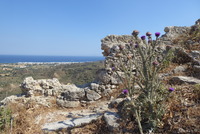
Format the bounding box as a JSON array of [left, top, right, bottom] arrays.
[[61, 84, 85, 101], [90, 83, 100, 93], [96, 69, 111, 84], [85, 88, 101, 101]]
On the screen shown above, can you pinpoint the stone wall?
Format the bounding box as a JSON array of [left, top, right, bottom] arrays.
[[97, 18, 200, 88]]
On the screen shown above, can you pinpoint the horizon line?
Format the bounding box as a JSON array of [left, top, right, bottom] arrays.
[[0, 54, 103, 57]]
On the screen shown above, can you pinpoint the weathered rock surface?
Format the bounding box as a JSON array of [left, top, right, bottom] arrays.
[[0, 95, 19, 106], [21, 77, 62, 96], [170, 76, 200, 85], [159, 26, 191, 46], [0, 95, 54, 107], [173, 66, 187, 74], [42, 113, 103, 131], [193, 65, 200, 73], [109, 98, 125, 108], [191, 50, 200, 59], [103, 111, 120, 131], [61, 84, 85, 101], [85, 88, 101, 101]]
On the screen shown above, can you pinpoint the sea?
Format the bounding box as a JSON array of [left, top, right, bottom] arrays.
[[0, 55, 104, 63]]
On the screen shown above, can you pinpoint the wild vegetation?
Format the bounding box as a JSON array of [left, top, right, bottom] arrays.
[[0, 61, 104, 101]]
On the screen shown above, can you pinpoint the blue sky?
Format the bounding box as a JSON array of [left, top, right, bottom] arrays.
[[0, 0, 199, 56]]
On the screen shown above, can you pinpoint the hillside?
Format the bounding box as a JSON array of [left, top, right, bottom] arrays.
[[0, 61, 104, 101], [0, 19, 200, 134]]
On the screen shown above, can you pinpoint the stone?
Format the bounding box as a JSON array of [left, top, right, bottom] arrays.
[[193, 65, 200, 72], [61, 84, 85, 101], [111, 85, 116, 89], [98, 84, 106, 92], [170, 76, 200, 85], [90, 83, 100, 92], [173, 47, 194, 64], [0, 95, 19, 106], [42, 113, 102, 131], [191, 51, 200, 59], [85, 88, 101, 101], [172, 66, 186, 74], [56, 99, 80, 108], [27, 96, 53, 107], [103, 111, 120, 131], [109, 98, 125, 108], [192, 65, 200, 79], [110, 72, 122, 85], [21, 77, 62, 96], [163, 26, 190, 39], [96, 69, 111, 84]]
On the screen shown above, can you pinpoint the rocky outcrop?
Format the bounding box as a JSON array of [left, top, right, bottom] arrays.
[[159, 26, 191, 46]]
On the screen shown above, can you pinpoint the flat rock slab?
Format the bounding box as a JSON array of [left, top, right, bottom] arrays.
[[42, 113, 102, 131], [170, 76, 200, 85]]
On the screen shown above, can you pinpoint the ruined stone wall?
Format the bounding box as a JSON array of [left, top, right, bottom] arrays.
[[97, 19, 200, 87]]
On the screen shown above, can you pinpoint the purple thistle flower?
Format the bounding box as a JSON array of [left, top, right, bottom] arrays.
[[135, 44, 139, 48], [152, 61, 159, 66], [146, 32, 152, 37], [132, 30, 139, 36], [169, 87, 174, 92], [122, 89, 128, 94], [111, 67, 115, 71], [141, 36, 146, 40], [155, 32, 160, 37]]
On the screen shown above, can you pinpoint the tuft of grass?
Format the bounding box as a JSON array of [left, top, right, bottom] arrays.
[[0, 107, 12, 133]]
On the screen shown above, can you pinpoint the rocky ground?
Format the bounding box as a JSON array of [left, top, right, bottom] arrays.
[[0, 19, 200, 134]]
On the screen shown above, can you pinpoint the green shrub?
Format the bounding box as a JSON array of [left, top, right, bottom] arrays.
[[0, 107, 12, 132]]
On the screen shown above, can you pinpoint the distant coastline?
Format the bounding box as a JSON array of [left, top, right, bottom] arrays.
[[0, 55, 104, 63]]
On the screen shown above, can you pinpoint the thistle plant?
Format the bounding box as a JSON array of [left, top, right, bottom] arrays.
[[112, 31, 174, 133]]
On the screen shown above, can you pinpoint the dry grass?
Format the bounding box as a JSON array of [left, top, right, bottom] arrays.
[[3, 97, 59, 134], [161, 85, 200, 133]]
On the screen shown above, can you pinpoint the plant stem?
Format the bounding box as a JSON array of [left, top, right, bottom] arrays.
[[135, 109, 144, 134]]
